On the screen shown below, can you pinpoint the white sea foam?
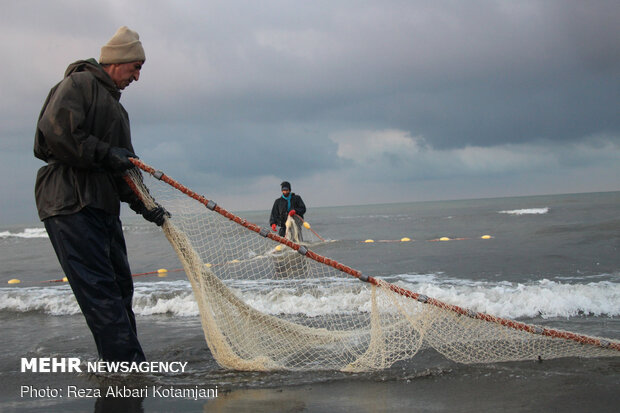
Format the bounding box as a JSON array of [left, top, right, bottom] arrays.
[[0, 228, 48, 239], [1, 277, 618, 320], [133, 281, 198, 317], [415, 279, 619, 319], [0, 281, 198, 317], [498, 207, 549, 215], [0, 285, 80, 315], [0, 226, 158, 240]]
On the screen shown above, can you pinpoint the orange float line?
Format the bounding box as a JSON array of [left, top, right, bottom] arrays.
[[124, 158, 620, 353]]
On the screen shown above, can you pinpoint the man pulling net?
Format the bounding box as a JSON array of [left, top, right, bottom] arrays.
[[270, 181, 306, 241]]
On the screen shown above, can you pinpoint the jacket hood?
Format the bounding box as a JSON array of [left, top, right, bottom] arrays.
[[64, 58, 120, 99]]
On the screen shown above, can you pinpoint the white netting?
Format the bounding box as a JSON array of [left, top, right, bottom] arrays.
[[127, 167, 619, 371]]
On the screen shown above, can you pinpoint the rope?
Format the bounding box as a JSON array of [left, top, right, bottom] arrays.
[[293, 215, 326, 242], [124, 158, 620, 353]]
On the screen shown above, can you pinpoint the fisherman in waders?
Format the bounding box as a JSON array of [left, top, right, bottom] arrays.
[[34, 27, 168, 362], [270, 181, 306, 240]]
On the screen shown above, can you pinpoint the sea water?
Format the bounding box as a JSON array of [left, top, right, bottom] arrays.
[[1, 191, 619, 411]]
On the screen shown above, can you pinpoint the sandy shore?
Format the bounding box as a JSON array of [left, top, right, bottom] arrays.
[[209, 366, 619, 413], [3, 356, 619, 412]]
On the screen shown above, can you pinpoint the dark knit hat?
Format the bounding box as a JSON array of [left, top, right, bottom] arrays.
[[281, 181, 291, 191]]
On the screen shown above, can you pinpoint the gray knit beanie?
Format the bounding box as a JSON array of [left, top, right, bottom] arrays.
[[99, 26, 145, 64]]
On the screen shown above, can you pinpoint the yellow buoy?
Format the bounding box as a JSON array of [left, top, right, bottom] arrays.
[[481, 235, 492, 239], [364, 239, 375, 243], [439, 237, 450, 241], [8, 279, 20, 284], [157, 268, 168, 277], [303, 222, 311, 229], [275, 245, 283, 251], [205, 263, 212, 268], [400, 237, 411, 242], [62, 277, 68, 282]]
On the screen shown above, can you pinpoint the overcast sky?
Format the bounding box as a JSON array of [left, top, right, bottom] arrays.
[[1, 0, 619, 226]]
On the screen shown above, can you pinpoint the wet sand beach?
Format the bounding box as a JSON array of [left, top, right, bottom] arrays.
[[3, 355, 619, 412]]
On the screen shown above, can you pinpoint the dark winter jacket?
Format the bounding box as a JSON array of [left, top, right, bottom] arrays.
[[34, 59, 140, 220], [269, 193, 306, 228]]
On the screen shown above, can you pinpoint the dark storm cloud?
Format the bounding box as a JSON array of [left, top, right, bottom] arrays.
[[126, 0, 619, 151], [0, 0, 618, 224]]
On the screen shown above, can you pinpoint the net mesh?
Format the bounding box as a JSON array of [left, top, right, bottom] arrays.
[[126, 165, 619, 371]]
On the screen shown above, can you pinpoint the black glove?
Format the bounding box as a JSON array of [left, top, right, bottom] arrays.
[[141, 204, 170, 226], [104, 147, 137, 171]]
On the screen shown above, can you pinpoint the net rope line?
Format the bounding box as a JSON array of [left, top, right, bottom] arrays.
[[123, 158, 619, 370]]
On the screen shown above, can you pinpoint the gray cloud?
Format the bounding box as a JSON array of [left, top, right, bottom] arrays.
[[1, 0, 618, 225]]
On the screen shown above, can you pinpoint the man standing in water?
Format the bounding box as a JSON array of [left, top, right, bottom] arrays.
[[270, 181, 306, 240], [34, 27, 167, 362]]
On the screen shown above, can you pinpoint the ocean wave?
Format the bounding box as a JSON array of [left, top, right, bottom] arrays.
[[402, 278, 620, 319], [0, 285, 79, 315], [0, 282, 196, 317], [1, 277, 618, 320], [498, 207, 549, 215], [0, 225, 161, 240], [0, 228, 48, 239]]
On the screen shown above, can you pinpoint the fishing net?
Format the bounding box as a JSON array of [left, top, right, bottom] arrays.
[[125, 162, 619, 371]]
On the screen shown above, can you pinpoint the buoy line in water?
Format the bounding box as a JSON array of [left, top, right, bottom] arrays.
[[5, 235, 495, 285], [363, 234, 493, 243]]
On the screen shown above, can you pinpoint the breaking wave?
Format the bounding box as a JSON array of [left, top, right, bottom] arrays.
[[499, 207, 549, 215], [1, 276, 618, 320]]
